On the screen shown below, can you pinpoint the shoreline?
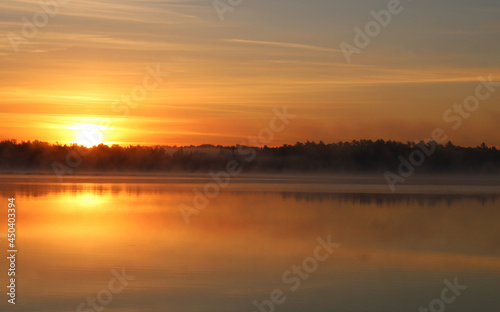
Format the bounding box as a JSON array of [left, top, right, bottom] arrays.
[[1, 172, 500, 194]]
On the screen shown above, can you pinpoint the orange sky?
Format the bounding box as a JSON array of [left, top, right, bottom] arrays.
[[1, 0, 499, 146]]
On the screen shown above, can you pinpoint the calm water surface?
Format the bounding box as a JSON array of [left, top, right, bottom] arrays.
[[0, 175, 499, 312]]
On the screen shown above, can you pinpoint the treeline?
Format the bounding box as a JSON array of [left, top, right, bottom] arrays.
[[0, 139, 499, 174]]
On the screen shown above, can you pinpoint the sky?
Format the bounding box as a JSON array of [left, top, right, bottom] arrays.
[[0, 0, 499, 146]]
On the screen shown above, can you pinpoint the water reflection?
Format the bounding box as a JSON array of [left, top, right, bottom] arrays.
[[281, 192, 498, 207], [0, 175, 499, 312]]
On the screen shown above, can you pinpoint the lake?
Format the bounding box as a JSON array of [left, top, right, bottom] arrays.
[[0, 174, 499, 312]]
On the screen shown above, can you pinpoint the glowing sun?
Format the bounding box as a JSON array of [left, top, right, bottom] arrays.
[[73, 123, 108, 147]]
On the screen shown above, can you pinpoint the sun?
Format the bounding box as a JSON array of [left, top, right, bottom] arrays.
[[76, 133, 100, 147], [72, 123, 108, 147]]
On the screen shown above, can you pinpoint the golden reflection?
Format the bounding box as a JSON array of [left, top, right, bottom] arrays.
[[78, 192, 107, 207], [1, 179, 500, 311]]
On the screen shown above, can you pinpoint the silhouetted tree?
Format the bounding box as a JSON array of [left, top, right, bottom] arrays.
[[0, 139, 499, 174]]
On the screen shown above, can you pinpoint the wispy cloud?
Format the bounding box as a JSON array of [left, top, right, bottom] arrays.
[[224, 39, 340, 53]]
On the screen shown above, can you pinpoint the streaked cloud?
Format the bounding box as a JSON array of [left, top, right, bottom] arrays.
[[225, 39, 341, 53]]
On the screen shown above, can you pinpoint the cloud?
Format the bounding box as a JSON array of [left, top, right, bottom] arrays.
[[224, 39, 340, 53]]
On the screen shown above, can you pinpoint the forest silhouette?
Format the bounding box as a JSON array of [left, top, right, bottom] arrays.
[[0, 139, 499, 174]]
